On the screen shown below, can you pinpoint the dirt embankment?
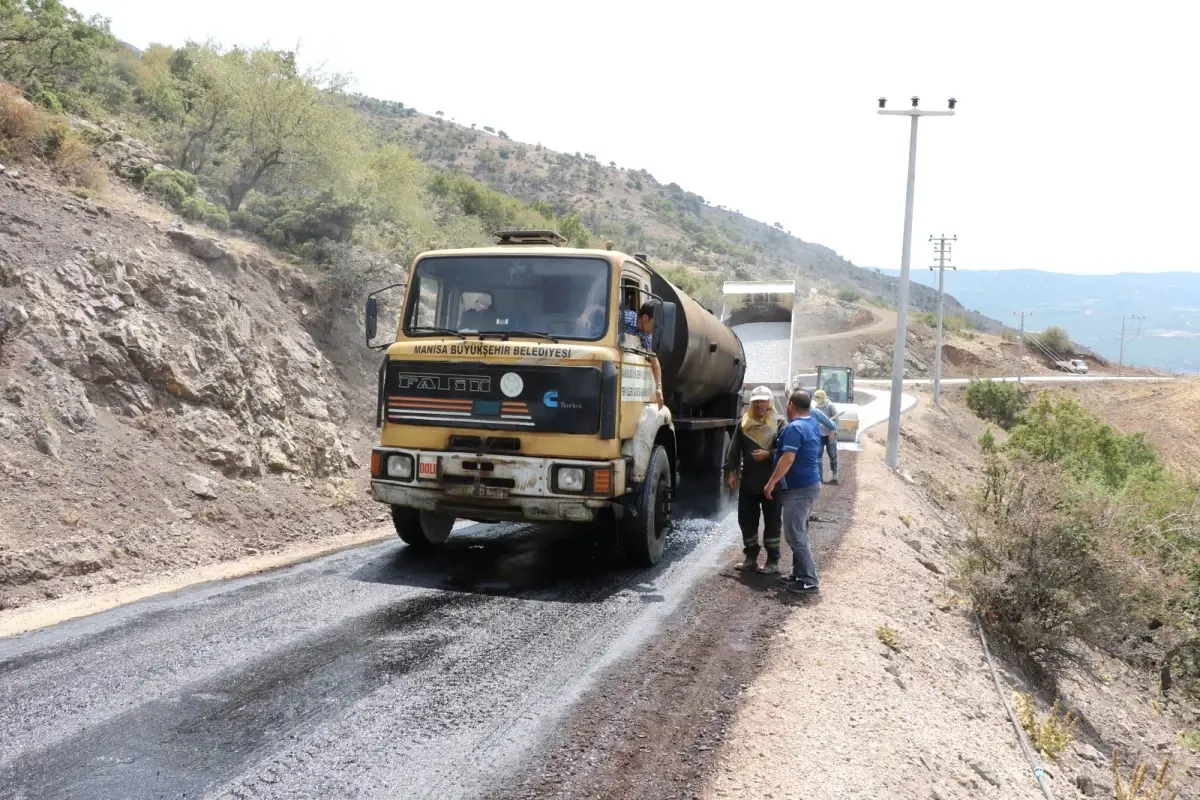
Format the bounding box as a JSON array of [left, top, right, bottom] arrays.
[[703, 387, 1199, 799], [0, 171, 381, 610]]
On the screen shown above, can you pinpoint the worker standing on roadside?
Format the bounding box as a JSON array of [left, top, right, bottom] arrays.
[[763, 390, 834, 595], [812, 389, 841, 485], [724, 386, 786, 573]]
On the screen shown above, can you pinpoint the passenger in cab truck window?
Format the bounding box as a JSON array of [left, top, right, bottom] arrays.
[[576, 300, 663, 408]]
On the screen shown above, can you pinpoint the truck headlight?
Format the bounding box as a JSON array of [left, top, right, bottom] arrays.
[[554, 466, 586, 493], [387, 454, 414, 481]]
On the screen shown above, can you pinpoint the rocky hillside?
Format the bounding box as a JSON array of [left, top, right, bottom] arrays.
[[355, 98, 1005, 332], [0, 168, 382, 608]]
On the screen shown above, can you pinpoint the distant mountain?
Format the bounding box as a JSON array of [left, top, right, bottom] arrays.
[[877, 268, 1200, 374]]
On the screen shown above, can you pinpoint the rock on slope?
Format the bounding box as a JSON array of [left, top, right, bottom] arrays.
[[0, 171, 379, 609]]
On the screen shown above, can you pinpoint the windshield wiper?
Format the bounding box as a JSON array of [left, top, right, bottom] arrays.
[[478, 330, 559, 343], [407, 326, 467, 340]]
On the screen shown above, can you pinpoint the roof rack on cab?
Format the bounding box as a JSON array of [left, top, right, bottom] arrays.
[[492, 229, 567, 246]]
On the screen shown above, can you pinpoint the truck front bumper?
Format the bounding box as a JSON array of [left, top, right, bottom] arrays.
[[370, 448, 626, 524]]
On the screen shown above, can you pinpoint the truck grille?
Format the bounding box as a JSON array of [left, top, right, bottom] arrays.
[[446, 435, 522, 453], [384, 361, 602, 434]]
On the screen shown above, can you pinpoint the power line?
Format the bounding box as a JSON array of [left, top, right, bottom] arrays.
[[929, 234, 956, 407], [1013, 311, 1032, 382], [1117, 315, 1146, 376]]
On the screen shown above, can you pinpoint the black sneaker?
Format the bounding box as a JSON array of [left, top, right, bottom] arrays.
[[787, 581, 820, 595], [778, 574, 803, 584]]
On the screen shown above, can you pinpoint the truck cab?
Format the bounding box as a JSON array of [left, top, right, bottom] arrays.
[[364, 231, 745, 566]]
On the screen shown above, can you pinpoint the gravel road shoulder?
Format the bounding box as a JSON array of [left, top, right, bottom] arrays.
[[704, 415, 1045, 800]]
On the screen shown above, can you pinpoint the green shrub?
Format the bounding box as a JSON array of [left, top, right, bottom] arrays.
[[963, 392, 1200, 692], [961, 460, 1162, 675], [180, 195, 230, 230], [34, 90, 63, 114], [145, 168, 198, 208], [965, 379, 1028, 430], [837, 287, 861, 303], [1006, 394, 1160, 491], [231, 191, 358, 263], [36, 120, 69, 159]]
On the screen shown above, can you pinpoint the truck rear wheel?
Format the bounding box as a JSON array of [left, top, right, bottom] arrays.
[[391, 506, 454, 550], [622, 445, 672, 567]]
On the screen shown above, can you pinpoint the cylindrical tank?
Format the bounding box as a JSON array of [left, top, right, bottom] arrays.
[[650, 272, 747, 408]]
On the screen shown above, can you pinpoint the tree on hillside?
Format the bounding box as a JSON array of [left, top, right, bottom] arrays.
[[222, 48, 356, 210], [0, 0, 115, 103], [162, 44, 239, 175], [557, 212, 589, 248], [1040, 325, 1071, 355], [127, 43, 185, 121]]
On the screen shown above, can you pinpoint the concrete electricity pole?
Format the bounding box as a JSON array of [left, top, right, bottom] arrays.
[[878, 95, 956, 470], [1117, 315, 1145, 376], [929, 234, 956, 407], [1014, 311, 1032, 382]]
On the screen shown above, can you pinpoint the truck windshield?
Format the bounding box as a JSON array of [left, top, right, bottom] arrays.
[[403, 255, 612, 341]]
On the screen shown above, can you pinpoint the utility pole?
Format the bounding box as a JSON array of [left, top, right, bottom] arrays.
[[1117, 314, 1145, 376], [878, 95, 957, 470], [1014, 311, 1032, 382], [929, 234, 956, 407]]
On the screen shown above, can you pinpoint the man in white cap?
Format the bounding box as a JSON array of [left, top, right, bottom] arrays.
[[723, 386, 785, 573]]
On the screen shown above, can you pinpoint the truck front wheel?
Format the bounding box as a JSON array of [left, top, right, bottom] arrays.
[[621, 445, 672, 567], [391, 506, 454, 550]]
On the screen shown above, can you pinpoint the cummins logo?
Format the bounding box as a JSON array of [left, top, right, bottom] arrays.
[[543, 390, 582, 409], [396, 373, 492, 393]]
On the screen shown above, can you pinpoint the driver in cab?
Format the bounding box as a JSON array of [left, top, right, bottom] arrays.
[[575, 300, 663, 409]]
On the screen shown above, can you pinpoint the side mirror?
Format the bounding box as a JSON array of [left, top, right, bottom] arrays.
[[365, 296, 379, 345], [364, 281, 407, 350], [654, 301, 677, 354]]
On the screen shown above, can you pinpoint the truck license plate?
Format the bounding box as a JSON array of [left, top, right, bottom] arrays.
[[417, 454, 439, 480], [446, 483, 508, 500]]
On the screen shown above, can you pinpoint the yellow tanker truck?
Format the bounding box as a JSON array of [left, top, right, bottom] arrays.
[[364, 230, 747, 566]]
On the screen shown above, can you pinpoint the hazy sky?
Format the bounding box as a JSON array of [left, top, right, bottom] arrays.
[[72, 0, 1200, 275]]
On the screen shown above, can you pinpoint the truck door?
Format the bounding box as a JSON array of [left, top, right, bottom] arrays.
[[619, 267, 651, 351], [618, 265, 656, 441]]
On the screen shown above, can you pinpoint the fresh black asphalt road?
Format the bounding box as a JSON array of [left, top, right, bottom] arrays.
[[0, 515, 733, 800]]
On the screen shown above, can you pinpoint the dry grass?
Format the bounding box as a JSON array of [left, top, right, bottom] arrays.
[[0, 84, 105, 193], [1012, 691, 1076, 760], [875, 624, 902, 652], [51, 131, 107, 193], [0, 84, 47, 159], [1112, 751, 1178, 799]]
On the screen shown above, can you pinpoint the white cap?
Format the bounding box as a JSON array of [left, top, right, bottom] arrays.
[[749, 386, 773, 402]]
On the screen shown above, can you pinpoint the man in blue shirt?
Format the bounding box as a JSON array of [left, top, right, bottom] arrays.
[[763, 390, 837, 594]]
